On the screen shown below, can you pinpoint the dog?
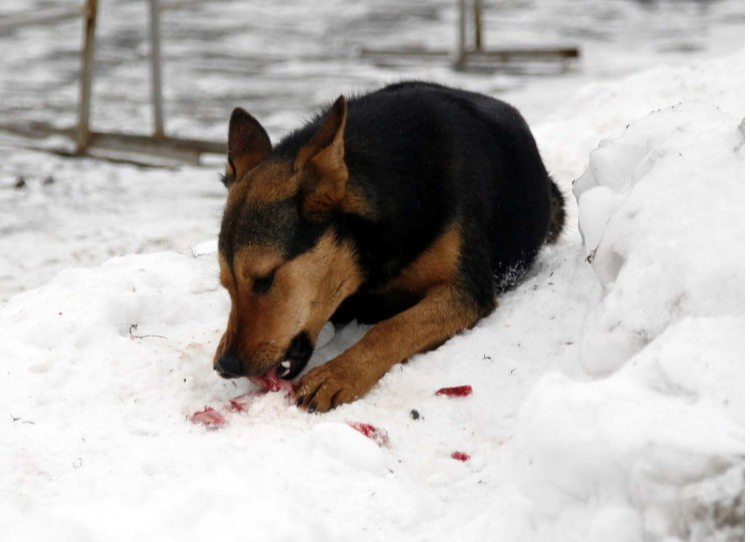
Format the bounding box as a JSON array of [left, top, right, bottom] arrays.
[[213, 81, 565, 412]]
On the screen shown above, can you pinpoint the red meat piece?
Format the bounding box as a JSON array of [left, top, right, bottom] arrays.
[[250, 368, 299, 395], [435, 385, 473, 397], [451, 451, 471, 462]]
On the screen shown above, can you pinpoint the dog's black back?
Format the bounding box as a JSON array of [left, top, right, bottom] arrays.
[[274, 81, 561, 319]]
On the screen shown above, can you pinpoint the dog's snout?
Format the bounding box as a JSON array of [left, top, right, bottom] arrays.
[[215, 353, 245, 379]]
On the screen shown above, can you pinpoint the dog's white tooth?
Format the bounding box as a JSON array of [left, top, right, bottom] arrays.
[[281, 361, 291, 369], [281, 367, 291, 377]]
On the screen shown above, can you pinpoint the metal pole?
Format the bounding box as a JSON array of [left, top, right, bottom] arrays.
[[0, 7, 83, 31], [149, 0, 165, 138], [473, 0, 484, 52], [76, 0, 98, 154], [457, 0, 467, 68]]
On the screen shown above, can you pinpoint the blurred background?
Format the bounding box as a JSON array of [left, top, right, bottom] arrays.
[[0, 0, 742, 143], [0, 0, 744, 299]]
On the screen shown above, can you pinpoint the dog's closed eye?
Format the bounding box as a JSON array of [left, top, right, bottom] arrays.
[[253, 270, 276, 295]]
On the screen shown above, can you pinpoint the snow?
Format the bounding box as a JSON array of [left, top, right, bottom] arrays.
[[575, 102, 744, 375], [0, 1, 745, 539], [529, 50, 746, 230], [514, 101, 745, 541]]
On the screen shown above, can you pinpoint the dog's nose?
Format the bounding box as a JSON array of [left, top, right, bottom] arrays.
[[215, 354, 244, 379]]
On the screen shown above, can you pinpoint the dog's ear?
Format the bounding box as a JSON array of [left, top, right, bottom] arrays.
[[295, 96, 348, 221], [224, 107, 272, 188]]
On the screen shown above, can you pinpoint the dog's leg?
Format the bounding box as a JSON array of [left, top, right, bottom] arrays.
[[296, 284, 489, 412]]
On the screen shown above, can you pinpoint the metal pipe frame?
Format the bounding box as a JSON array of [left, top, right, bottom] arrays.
[[474, 0, 484, 52], [75, 0, 98, 154], [149, 0, 165, 138], [0, 6, 83, 31]]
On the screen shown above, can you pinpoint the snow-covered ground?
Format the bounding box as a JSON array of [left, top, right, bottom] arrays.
[[0, 1, 744, 540]]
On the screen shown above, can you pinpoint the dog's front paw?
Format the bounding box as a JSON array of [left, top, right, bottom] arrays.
[[296, 359, 374, 413]]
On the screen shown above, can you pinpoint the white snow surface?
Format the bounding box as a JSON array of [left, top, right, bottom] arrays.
[[517, 101, 745, 542], [0, 43, 744, 542]]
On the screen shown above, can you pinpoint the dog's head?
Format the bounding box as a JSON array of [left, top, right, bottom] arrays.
[[213, 97, 364, 381]]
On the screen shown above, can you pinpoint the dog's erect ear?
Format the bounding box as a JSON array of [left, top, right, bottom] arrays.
[[295, 96, 349, 221], [225, 107, 272, 188]]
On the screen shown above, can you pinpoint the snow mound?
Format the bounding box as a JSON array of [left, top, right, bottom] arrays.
[[510, 102, 744, 542], [575, 102, 744, 374], [535, 51, 745, 188]]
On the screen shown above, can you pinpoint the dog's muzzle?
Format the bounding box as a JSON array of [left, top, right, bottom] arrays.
[[214, 331, 314, 381]]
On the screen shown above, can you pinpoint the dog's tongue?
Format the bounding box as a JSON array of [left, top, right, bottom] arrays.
[[250, 367, 298, 393]]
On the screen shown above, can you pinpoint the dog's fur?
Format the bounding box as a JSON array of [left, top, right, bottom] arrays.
[[213, 81, 565, 412]]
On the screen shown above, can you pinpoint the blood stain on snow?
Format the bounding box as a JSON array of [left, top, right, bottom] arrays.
[[228, 392, 262, 412], [451, 451, 471, 462], [348, 422, 391, 448], [250, 368, 299, 395], [192, 368, 299, 427], [435, 385, 473, 397], [190, 406, 226, 428]]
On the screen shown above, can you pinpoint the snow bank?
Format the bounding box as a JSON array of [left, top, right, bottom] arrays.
[[533, 51, 745, 233], [511, 103, 744, 541], [576, 103, 744, 374]]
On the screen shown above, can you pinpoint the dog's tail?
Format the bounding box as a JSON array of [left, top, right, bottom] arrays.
[[546, 179, 566, 244]]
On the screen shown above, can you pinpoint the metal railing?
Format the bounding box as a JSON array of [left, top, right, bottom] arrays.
[[364, 0, 579, 71], [0, 0, 578, 167], [0, 0, 225, 167]]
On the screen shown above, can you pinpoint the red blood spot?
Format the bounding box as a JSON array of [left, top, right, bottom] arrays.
[[451, 451, 471, 462], [435, 385, 473, 397], [228, 392, 263, 412], [250, 369, 299, 395], [228, 399, 247, 413], [348, 421, 391, 448], [219, 369, 300, 414], [190, 406, 225, 428]]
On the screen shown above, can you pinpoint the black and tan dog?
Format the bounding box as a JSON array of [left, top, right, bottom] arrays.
[[213, 81, 564, 412]]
